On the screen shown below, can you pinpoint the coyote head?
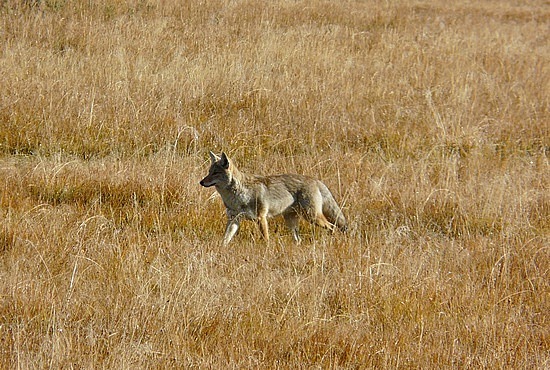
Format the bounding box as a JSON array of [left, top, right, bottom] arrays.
[[199, 151, 232, 188]]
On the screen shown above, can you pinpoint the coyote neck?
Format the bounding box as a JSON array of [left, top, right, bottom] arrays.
[[216, 164, 255, 202], [230, 164, 247, 186]]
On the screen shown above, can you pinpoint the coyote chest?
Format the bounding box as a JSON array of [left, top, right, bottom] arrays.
[[218, 186, 262, 220]]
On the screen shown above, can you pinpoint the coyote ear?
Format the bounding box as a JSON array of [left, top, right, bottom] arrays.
[[209, 151, 220, 164], [220, 152, 230, 169]]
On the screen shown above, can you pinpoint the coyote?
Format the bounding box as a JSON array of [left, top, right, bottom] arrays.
[[200, 151, 347, 245]]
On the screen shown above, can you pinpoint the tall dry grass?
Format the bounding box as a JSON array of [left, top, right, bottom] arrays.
[[0, 0, 548, 368]]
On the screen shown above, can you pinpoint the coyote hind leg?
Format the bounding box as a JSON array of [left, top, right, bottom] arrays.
[[283, 210, 302, 243], [303, 193, 336, 232], [314, 213, 335, 232]]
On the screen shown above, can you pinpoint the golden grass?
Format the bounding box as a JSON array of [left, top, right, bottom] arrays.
[[0, 0, 548, 368]]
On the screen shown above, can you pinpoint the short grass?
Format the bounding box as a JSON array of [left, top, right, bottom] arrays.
[[0, 0, 548, 368]]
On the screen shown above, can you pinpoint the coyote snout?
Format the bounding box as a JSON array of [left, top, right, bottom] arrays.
[[200, 151, 347, 245]]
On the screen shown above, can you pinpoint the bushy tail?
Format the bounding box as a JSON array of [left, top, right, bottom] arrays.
[[319, 183, 347, 232]]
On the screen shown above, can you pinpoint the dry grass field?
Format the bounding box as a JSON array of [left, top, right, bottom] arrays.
[[0, 0, 548, 368]]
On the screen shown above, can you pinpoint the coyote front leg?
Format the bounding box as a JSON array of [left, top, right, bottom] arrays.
[[258, 215, 269, 243], [223, 215, 240, 246]]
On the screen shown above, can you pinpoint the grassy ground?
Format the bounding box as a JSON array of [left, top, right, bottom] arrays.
[[0, 0, 548, 368]]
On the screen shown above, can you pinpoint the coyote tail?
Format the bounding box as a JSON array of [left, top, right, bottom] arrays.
[[319, 183, 347, 232]]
